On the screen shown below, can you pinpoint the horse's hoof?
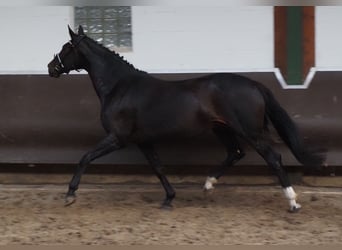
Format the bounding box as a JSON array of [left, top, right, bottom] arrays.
[[160, 203, 173, 211], [203, 187, 214, 195], [65, 195, 76, 206], [288, 205, 301, 213]]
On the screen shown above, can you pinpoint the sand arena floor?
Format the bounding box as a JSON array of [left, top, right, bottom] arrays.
[[0, 183, 341, 245]]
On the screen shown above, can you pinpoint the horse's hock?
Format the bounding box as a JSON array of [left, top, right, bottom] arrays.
[[0, 72, 341, 179]]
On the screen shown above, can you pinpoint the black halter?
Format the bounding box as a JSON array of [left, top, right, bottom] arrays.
[[53, 37, 85, 73], [54, 53, 65, 69]]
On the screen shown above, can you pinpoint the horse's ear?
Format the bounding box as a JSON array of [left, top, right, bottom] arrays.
[[68, 25, 77, 40], [78, 25, 85, 36]]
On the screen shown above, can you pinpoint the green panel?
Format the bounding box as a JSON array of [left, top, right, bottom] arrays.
[[286, 7, 302, 85]]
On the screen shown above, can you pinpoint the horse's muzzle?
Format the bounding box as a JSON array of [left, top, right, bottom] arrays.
[[48, 63, 62, 78], [48, 68, 60, 78]]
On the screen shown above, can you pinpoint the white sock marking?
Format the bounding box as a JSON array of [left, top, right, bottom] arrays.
[[283, 186, 301, 210], [204, 177, 217, 190], [283, 186, 297, 200]]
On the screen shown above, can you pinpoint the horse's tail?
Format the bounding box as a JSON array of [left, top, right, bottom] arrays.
[[257, 84, 326, 167]]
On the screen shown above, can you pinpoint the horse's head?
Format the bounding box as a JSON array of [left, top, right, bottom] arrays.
[[48, 25, 86, 78]]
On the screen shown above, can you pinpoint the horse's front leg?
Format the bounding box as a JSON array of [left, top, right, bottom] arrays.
[[138, 143, 175, 209], [65, 133, 124, 205]]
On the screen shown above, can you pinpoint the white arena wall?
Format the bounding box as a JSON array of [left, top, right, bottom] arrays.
[[315, 6, 342, 71], [0, 6, 273, 74], [128, 6, 274, 73], [0, 6, 341, 75]]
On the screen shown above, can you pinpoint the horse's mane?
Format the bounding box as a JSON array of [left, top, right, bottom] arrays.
[[83, 36, 146, 74]]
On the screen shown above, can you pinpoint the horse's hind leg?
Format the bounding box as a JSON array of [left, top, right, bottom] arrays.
[[204, 125, 245, 191], [65, 134, 123, 205], [249, 139, 301, 212], [138, 143, 175, 209]]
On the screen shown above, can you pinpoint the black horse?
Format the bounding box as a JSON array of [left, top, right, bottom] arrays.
[[48, 26, 326, 212]]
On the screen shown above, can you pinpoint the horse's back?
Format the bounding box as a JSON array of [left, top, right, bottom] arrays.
[[138, 73, 267, 136]]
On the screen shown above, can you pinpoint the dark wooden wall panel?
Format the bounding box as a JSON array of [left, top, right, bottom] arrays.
[[0, 73, 341, 174]]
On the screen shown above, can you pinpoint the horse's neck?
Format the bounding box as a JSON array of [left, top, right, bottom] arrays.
[[86, 54, 133, 103], [80, 40, 140, 103], [88, 72, 111, 102], [88, 68, 128, 104]]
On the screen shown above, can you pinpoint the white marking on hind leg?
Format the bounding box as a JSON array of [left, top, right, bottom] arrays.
[[283, 186, 301, 212], [204, 177, 218, 190]]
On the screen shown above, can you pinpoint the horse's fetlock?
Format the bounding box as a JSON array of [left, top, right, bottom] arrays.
[[168, 192, 176, 200], [204, 176, 218, 190]]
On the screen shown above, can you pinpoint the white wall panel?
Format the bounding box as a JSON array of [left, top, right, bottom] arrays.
[[0, 6, 72, 74], [316, 7, 342, 70], [126, 6, 274, 73], [0, 6, 273, 74]]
